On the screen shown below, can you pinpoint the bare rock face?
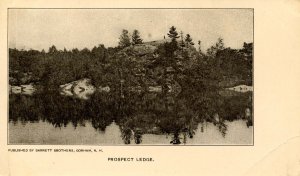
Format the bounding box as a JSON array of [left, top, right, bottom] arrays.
[[144, 39, 171, 47], [60, 78, 96, 100], [132, 44, 156, 56], [121, 44, 156, 57]]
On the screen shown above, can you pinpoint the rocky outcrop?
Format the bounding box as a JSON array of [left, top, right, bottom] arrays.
[[121, 44, 156, 57], [116, 42, 187, 96]]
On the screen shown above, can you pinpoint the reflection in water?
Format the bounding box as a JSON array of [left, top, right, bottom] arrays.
[[9, 89, 253, 145]]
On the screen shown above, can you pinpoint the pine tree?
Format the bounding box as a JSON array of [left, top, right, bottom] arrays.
[[132, 29, 143, 45], [185, 34, 194, 46], [118, 29, 131, 48], [167, 26, 180, 41], [165, 26, 180, 57]]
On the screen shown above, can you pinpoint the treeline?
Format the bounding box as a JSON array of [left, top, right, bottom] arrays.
[[9, 45, 120, 89], [9, 26, 253, 90]]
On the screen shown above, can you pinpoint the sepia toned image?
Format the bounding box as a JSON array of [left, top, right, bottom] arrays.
[[8, 8, 253, 145]]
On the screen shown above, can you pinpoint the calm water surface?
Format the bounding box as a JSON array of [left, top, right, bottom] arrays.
[[9, 89, 253, 145]]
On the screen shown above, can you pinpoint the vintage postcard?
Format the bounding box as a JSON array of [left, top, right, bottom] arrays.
[[7, 8, 253, 145]]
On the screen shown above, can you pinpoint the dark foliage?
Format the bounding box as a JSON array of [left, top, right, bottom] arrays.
[[9, 26, 253, 90], [132, 29, 143, 45]]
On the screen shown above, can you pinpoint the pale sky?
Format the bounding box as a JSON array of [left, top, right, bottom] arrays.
[[8, 9, 253, 51]]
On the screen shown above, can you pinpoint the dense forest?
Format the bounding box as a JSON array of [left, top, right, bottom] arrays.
[[9, 26, 253, 144], [9, 26, 253, 92]]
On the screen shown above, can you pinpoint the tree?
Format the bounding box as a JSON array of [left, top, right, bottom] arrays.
[[132, 29, 143, 45], [179, 31, 185, 48], [165, 26, 180, 57], [91, 44, 107, 63], [81, 48, 90, 54], [241, 42, 253, 59], [198, 40, 202, 52], [207, 37, 225, 58], [48, 45, 58, 54], [72, 48, 79, 54], [185, 34, 194, 46], [119, 29, 131, 48], [215, 38, 224, 50], [240, 42, 253, 82], [167, 26, 180, 41]]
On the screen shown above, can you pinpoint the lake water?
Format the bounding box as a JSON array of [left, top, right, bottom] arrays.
[[9, 89, 253, 145]]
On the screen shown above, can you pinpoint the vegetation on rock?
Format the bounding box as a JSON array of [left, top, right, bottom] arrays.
[[9, 26, 253, 92]]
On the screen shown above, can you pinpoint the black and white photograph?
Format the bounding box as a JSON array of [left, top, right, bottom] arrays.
[[8, 9, 253, 145]]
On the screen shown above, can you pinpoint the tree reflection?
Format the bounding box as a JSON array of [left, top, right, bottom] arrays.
[[9, 88, 252, 145]]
